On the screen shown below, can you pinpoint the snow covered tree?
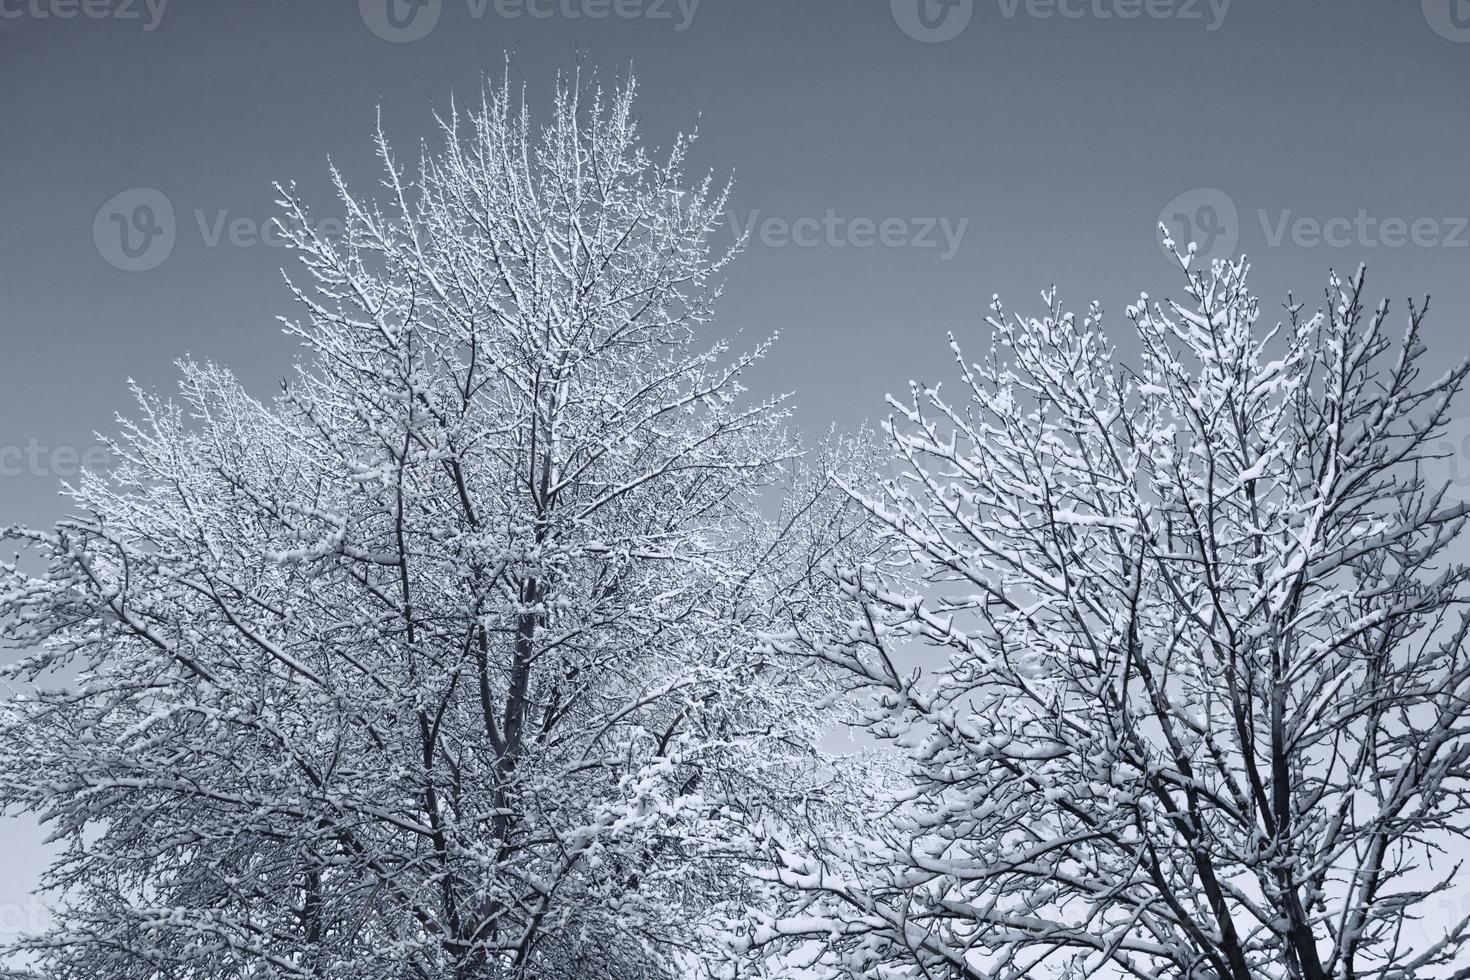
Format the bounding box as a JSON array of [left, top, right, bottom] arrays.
[[0, 69, 855, 980], [744, 250, 1470, 979]]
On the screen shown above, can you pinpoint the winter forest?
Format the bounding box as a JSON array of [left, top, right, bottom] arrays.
[[6, 49, 1470, 980]]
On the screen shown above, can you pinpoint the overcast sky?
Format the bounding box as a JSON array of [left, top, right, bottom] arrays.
[[2, 0, 1470, 946]]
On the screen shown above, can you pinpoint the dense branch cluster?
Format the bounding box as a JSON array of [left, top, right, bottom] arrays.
[[747, 258, 1470, 980], [4, 70, 1470, 980], [0, 71, 861, 980]]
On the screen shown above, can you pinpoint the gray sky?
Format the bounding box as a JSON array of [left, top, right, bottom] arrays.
[[3, 0, 1470, 949]]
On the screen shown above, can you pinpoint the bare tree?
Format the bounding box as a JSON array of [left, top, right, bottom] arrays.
[[0, 69, 847, 980], [744, 250, 1470, 980]]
